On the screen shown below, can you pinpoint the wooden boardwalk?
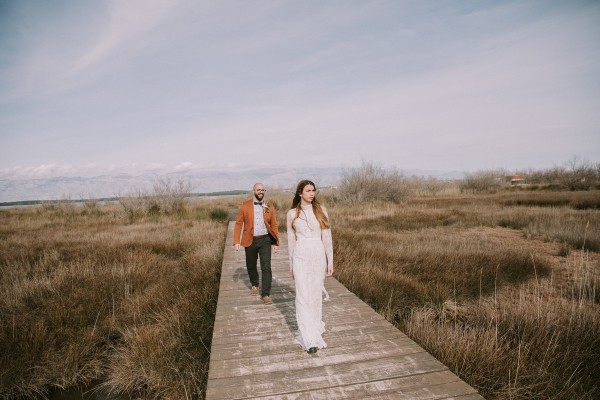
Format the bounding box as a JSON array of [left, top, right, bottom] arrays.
[[206, 222, 484, 399]]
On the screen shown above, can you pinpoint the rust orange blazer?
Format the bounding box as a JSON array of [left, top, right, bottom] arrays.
[[233, 199, 280, 247]]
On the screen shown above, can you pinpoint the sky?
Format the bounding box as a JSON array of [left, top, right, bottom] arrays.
[[1, 0, 599, 181]]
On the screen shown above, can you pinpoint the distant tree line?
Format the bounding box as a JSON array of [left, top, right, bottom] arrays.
[[461, 157, 600, 192], [335, 158, 599, 202]]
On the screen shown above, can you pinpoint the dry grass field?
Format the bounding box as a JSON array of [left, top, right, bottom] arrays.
[[326, 189, 600, 400], [0, 200, 233, 399], [1, 186, 599, 399]]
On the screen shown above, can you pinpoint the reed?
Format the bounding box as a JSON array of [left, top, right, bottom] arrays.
[[328, 189, 600, 399], [0, 200, 226, 399], [1, 188, 598, 399]]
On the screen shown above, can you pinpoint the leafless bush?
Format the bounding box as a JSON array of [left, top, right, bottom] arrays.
[[517, 158, 599, 190], [560, 157, 598, 190], [118, 178, 191, 218], [460, 169, 507, 192], [337, 161, 410, 203], [117, 187, 151, 218], [40, 195, 77, 214], [408, 176, 458, 196], [79, 194, 99, 211], [150, 177, 191, 214]]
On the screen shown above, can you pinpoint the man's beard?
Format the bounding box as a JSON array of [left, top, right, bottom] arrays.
[[255, 193, 264, 201]]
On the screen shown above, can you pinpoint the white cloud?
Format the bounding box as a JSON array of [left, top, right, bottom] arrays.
[[145, 163, 167, 171], [174, 161, 194, 171], [0, 163, 81, 178]]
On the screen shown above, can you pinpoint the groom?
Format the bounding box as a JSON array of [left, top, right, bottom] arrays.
[[233, 183, 279, 305]]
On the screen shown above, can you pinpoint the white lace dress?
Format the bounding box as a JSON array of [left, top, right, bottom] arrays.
[[286, 205, 334, 351]]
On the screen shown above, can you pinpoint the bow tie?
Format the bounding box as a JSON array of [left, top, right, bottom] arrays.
[[254, 202, 263, 205]]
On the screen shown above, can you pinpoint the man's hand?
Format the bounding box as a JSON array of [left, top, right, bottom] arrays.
[[234, 244, 240, 251], [272, 245, 279, 253]]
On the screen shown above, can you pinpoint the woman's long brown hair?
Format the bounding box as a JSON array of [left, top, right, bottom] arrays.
[[291, 179, 330, 231]]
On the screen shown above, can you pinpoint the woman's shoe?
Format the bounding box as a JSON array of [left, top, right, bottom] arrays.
[[307, 347, 318, 354]]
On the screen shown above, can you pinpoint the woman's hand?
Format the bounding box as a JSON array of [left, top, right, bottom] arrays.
[[327, 264, 334, 277]]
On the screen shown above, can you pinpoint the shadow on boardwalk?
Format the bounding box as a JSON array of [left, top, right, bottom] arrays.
[[206, 222, 484, 399], [234, 265, 299, 339]]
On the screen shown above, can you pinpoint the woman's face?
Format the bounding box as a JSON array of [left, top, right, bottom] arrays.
[[300, 184, 316, 204]]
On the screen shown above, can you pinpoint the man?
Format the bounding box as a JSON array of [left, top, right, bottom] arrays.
[[233, 183, 279, 304]]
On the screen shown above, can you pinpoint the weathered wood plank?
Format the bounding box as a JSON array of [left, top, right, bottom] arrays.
[[205, 222, 484, 399], [208, 354, 449, 399], [208, 340, 427, 380], [211, 326, 410, 361], [211, 318, 397, 346], [249, 375, 479, 400]]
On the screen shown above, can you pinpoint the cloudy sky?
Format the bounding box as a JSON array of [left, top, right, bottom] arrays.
[[1, 0, 599, 181]]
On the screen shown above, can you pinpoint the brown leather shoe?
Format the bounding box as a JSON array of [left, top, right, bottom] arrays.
[[250, 286, 259, 296], [262, 296, 272, 305]]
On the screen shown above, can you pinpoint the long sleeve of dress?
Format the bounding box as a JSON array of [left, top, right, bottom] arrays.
[[321, 229, 333, 267], [286, 210, 296, 271], [321, 207, 333, 267]]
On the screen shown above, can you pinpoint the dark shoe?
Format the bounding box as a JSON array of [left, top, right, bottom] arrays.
[[307, 347, 318, 354]]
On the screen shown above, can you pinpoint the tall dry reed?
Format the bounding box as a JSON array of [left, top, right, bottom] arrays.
[[2, 187, 598, 399], [0, 200, 227, 399], [328, 189, 600, 399]]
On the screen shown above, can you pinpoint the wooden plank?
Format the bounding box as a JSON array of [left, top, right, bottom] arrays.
[[208, 341, 427, 380], [207, 354, 449, 399], [205, 222, 484, 399], [211, 326, 409, 361], [249, 374, 479, 400], [211, 319, 397, 346]]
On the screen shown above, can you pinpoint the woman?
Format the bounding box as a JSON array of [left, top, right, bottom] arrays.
[[286, 180, 334, 354]]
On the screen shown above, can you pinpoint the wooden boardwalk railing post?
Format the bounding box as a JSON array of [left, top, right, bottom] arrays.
[[206, 222, 483, 399]]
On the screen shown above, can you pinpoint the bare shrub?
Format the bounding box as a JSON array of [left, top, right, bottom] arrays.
[[39, 195, 78, 215], [409, 176, 459, 197], [337, 161, 410, 203], [460, 169, 507, 192], [416, 176, 446, 196], [560, 157, 598, 190], [118, 178, 191, 219], [80, 194, 99, 211], [150, 177, 191, 214], [521, 157, 600, 190], [117, 187, 150, 219]]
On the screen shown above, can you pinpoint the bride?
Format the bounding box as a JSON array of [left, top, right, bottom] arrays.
[[286, 180, 334, 354]]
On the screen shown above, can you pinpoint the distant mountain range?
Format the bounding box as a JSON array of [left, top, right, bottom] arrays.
[[0, 166, 464, 203]]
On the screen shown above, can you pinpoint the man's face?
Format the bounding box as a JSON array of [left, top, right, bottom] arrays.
[[253, 185, 265, 201]]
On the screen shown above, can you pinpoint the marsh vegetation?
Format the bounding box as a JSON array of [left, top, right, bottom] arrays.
[[1, 165, 599, 399], [328, 192, 599, 399], [0, 196, 237, 399]]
